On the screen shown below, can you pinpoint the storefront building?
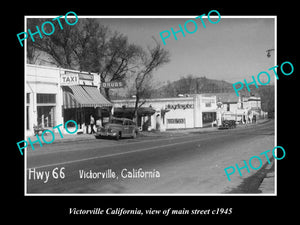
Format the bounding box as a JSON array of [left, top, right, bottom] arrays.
[[211, 93, 267, 124], [26, 64, 266, 135], [26, 64, 112, 136], [112, 93, 266, 131], [111, 94, 217, 131]]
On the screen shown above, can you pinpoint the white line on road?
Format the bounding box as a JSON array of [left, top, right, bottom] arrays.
[[26, 134, 199, 156], [27, 122, 274, 170], [27, 136, 211, 170]]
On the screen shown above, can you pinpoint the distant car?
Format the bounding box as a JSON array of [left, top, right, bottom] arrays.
[[95, 117, 139, 140], [218, 120, 236, 129]]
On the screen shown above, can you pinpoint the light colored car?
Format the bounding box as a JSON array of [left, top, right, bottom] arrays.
[[95, 117, 139, 140]]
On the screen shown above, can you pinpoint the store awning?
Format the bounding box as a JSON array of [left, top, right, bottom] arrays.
[[63, 85, 112, 109]]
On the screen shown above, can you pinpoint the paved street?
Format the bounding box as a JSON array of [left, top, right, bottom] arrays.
[[26, 120, 275, 194]]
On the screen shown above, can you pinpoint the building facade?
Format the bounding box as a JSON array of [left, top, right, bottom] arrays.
[[112, 93, 266, 131], [212, 93, 267, 124], [112, 94, 217, 131], [26, 64, 112, 136], [26, 64, 266, 135]]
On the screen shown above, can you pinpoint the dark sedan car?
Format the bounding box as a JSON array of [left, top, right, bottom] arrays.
[[95, 117, 139, 140]]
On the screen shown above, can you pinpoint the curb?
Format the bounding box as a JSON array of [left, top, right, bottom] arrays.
[[25, 119, 272, 144], [258, 160, 275, 194], [26, 133, 96, 145], [224, 156, 275, 194]]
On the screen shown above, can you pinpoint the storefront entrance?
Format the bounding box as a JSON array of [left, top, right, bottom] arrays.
[[35, 93, 57, 128], [63, 107, 111, 128], [202, 112, 216, 127], [37, 106, 55, 128], [62, 85, 112, 133]]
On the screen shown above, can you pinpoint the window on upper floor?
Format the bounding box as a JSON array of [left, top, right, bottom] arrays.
[[37, 94, 56, 104]]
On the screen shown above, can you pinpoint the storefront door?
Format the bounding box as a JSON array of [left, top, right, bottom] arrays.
[[37, 106, 55, 128]]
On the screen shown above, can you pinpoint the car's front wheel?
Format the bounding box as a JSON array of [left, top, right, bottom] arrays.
[[115, 132, 121, 140]]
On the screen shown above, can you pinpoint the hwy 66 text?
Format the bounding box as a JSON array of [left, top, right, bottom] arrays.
[[28, 167, 65, 183]]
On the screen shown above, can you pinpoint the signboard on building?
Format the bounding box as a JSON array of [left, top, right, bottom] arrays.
[[101, 82, 124, 88], [78, 73, 94, 81], [61, 71, 96, 86], [167, 118, 185, 124], [166, 104, 194, 110], [60, 73, 79, 86]]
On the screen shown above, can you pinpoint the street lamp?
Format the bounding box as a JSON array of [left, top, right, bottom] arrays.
[[266, 48, 274, 58]]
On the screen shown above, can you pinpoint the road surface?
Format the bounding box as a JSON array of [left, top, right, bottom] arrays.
[[26, 120, 275, 194]]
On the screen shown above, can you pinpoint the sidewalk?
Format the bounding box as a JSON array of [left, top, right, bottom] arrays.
[[163, 118, 270, 135], [237, 118, 270, 128], [26, 118, 271, 143], [258, 159, 275, 194], [26, 132, 96, 144]]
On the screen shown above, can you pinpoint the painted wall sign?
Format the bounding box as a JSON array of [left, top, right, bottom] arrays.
[[166, 104, 194, 110], [167, 118, 185, 124]]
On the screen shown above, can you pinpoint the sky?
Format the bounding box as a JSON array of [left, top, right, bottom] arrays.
[[98, 16, 275, 86]]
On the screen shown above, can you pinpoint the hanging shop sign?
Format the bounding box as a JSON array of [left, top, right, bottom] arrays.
[[101, 82, 124, 88]]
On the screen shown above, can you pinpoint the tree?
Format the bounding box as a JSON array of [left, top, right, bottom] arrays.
[[175, 75, 195, 95], [72, 19, 109, 72], [131, 39, 170, 120], [258, 86, 274, 118], [27, 18, 142, 100], [27, 17, 81, 69], [98, 32, 143, 100]]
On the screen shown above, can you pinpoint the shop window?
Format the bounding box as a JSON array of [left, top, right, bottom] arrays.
[[37, 106, 55, 127], [202, 112, 216, 123], [26, 93, 30, 104], [37, 94, 56, 104]]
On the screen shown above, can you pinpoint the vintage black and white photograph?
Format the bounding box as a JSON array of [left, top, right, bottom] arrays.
[[23, 15, 276, 195]]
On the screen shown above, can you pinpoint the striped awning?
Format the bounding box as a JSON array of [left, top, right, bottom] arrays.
[[63, 85, 112, 109]]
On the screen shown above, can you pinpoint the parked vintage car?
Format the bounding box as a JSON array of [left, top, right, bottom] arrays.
[[95, 117, 139, 140], [218, 120, 237, 129]]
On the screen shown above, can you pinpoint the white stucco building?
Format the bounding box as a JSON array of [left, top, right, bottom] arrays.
[[25, 64, 267, 135], [112, 94, 217, 131], [26, 64, 112, 136], [211, 93, 267, 124]]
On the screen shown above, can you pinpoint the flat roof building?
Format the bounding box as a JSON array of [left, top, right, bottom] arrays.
[[112, 94, 217, 131], [26, 64, 112, 136]]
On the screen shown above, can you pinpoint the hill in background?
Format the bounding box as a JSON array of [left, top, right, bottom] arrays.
[[151, 75, 274, 116], [152, 75, 271, 98], [111, 74, 274, 117]]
